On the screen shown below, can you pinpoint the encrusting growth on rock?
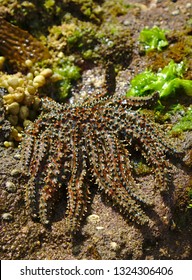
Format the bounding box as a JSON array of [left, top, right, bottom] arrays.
[[20, 90, 179, 234]]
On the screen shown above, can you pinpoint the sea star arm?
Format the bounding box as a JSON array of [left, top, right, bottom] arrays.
[[87, 126, 149, 225], [65, 127, 90, 233]]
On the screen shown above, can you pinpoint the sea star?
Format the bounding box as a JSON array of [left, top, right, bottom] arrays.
[[20, 90, 178, 233]]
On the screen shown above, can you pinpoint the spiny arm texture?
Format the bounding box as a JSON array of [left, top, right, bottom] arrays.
[[20, 93, 178, 233]]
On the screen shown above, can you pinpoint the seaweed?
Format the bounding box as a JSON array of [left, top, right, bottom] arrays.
[[54, 61, 81, 100], [126, 60, 192, 99], [139, 26, 169, 52], [171, 107, 192, 133]]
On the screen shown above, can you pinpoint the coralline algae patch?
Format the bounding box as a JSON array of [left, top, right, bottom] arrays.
[[0, 58, 57, 147]]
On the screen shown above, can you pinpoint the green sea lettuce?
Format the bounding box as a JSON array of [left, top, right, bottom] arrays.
[[126, 60, 192, 99], [139, 26, 169, 52]]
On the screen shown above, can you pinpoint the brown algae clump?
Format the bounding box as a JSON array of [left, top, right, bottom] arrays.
[[0, 17, 50, 70]]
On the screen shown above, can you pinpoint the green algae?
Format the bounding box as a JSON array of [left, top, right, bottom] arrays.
[[171, 107, 192, 133], [139, 26, 169, 52], [102, 0, 133, 18], [66, 21, 97, 53], [44, 0, 55, 10], [54, 61, 81, 100], [188, 188, 192, 209], [144, 28, 192, 80], [126, 60, 192, 99], [127, 61, 192, 133], [132, 160, 152, 176]]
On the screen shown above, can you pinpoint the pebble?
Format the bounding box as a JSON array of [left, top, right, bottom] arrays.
[[12, 128, 22, 141], [2, 213, 13, 221], [28, 80, 33, 86], [171, 9, 180, 16], [23, 119, 33, 128], [8, 86, 14, 94], [123, 20, 131, 26], [32, 96, 41, 110], [5, 181, 17, 193], [57, 52, 64, 58], [34, 70, 40, 76], [23, 92, 34, 106], [15, 126, 23, 132], [18, 78, 24, 86], [186, 3, 192, 9], [51, 73, 63, 82], [1, 79, 8, 88]]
